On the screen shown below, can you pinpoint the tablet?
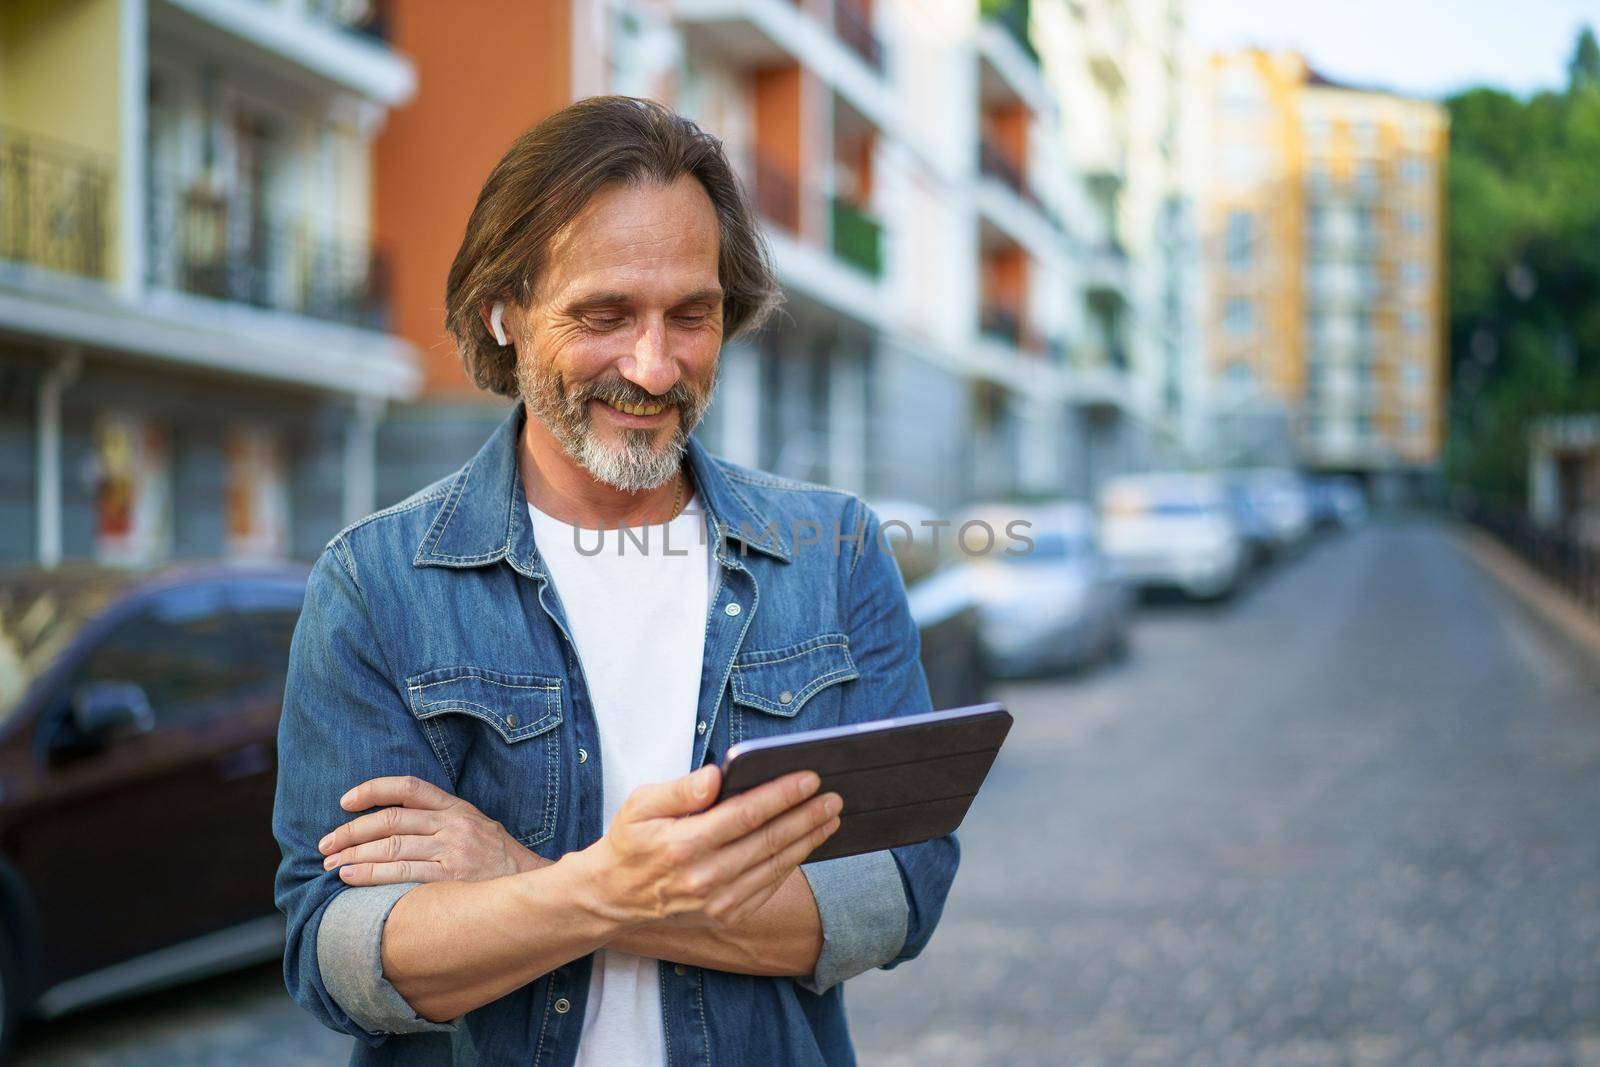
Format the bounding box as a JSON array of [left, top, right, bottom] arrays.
[[713, 702, 1013, 864]]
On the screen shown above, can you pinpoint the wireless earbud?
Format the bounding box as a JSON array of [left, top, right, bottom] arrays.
[[490, 302, 508, 346]]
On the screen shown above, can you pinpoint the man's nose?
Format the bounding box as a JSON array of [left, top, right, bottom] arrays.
[[621, 315, 680, 396]]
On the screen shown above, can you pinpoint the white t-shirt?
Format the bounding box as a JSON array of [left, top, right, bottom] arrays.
[[527, 492, 712, 1067]]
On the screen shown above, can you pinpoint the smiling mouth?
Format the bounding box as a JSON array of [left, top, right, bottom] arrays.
[[598, 398, 669, 418]]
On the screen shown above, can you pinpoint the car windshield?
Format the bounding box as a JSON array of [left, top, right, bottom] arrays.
[[0, 569, 141, 725], [1002, 529, 1091, 562]]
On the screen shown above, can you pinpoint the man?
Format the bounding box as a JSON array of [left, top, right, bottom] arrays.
[[273, 96, 959, 1066]]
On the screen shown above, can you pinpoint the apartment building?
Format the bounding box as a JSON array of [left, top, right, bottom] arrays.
[[374, 0, 1198, 513], [1198, 50, 1448, 484], [0, 0, 419, 567]]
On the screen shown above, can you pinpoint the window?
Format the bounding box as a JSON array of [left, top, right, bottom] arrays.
[[1401, 156, 1430, 184], [1402, 362, 1426, 389], [1224, 298, 1254, 334], [1404, 310, 1426, 334], [70, 586, 250, 728], [1403, 260, 1428, 287], [1225, 210, 1254, 270], [226, 426, 290, 561], [1354, 120, 1379, 155], [92, 413, 172, 567], [1403, 412, 1423, 436], [1224, 362, 1255, 388], [1404, 210, 1425, 235]]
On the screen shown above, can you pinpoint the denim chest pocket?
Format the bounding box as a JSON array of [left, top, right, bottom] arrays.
[[728, 633, 859, 745], [405, 665, 562, 849]]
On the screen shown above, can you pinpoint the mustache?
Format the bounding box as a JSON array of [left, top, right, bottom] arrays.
[[570, 376, 701, 411]]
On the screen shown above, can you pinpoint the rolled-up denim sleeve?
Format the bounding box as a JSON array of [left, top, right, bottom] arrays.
[[794, 499, 962, 994], [795, 850, 909, 994], [273, 539, 460, 1043]]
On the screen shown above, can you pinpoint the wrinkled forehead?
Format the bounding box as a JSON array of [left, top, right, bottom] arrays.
[[536, 176, 722, 307]]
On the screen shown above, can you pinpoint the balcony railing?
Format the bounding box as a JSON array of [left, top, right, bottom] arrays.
[[980, 0, 1037, 64], [752, 157, 801, 235], [980, 302, 1022, 347], [0, 125, 114, 280], [834, 0, 884, 71], [306, 0, 392, 43], [978, 137, 1054, 221], [831, 197, 882, 277], [146, 177, 389, 330]]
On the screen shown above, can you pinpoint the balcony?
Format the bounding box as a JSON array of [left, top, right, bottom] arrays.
[[0, 126, 115, 281], [306, 0, 392, 43], [146, 177, 389, 330], [979, 301, 1023, 348], [831, 197, 882, 277], [979, 0, 1036, 64], [751, 157, 801, 235], [834, 0, 883, 72], [977, 136, 1051, 220]]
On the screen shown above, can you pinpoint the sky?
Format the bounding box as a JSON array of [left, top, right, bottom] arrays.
[[1187, 0, 1600, 100]]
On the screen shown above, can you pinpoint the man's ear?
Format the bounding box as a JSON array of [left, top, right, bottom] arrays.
[[477, 300, 510, 346]]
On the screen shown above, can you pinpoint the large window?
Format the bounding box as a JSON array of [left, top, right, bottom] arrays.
[[1225, 210, 1254, 271], [1224, 297, 1254, 335]]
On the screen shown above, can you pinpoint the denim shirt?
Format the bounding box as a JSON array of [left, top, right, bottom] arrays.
[[272, 403, 960, 1066]]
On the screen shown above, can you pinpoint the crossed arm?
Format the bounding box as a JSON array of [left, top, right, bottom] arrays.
[[320, 767, 841, 1023]]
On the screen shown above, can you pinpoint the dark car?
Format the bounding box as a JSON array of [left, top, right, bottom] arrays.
[[0, 562, 307, 1052]]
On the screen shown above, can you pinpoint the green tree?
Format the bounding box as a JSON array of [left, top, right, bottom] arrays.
[[1571, 25, 1600, 91], [1445, 26, 1600, 503]]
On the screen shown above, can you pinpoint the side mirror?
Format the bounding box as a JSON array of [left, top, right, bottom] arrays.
[[69, 681, 156, 745]]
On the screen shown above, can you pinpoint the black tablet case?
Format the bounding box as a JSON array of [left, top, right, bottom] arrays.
[[714, 702, 1012, 863]]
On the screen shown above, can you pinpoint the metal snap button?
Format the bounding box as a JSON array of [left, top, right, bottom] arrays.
[[674, 964, 687, 976], [696, 720, 707, 735], [724, 602, 741, 616], [577, 747, 588, 763], [778, 690, 793, 705], [505, 713, 518, 728], [554, 997, 571, 1014]]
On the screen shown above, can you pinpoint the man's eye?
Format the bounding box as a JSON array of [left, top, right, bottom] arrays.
[[585, 316, 625, 330], [674, 315, 709, 326]]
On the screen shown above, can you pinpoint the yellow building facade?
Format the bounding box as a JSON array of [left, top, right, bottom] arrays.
[[1202, 50, 1448, 474]]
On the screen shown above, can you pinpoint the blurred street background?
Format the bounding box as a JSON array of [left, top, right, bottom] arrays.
[[2, 0, 1599, 1063]]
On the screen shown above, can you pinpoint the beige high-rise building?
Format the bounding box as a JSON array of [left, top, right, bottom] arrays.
[[1198, 50, 1448, 481]]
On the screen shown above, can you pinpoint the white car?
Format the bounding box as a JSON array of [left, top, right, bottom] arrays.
[[1097, 472, 1247, 600], [956, 502, 1133, 677]]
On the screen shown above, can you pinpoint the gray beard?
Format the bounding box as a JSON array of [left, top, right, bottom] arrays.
[[516, 358, 718, 494]]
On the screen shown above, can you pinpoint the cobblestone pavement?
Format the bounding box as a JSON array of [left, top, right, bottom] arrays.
[[18, 519, 1600, 1066]]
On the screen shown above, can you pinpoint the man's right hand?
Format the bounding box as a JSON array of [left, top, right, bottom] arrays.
[[574, 764, 842, 932]]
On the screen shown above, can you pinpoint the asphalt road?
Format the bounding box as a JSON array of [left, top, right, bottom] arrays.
[[18, 518, 1600, 1066]]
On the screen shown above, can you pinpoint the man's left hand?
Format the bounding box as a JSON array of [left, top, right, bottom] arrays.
[[318, 776, 550, 885]]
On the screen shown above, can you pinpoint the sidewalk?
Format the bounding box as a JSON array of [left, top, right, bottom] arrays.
[[1454, 519, 1600, 666]]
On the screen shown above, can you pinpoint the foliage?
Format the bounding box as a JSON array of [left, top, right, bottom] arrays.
[[1444, 26, 1600, 502]]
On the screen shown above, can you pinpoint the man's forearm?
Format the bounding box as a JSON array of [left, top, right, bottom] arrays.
[[380, 849, 621, 1022], [608, 867, 823, 977]]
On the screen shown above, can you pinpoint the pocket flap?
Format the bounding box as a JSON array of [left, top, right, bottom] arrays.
[[730, 633, 859, 717], [405, 666, 563, 743]]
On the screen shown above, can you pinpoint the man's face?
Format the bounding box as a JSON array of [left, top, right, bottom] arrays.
[[510, 175, 724, 493]]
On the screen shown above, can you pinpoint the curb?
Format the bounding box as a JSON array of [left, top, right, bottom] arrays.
[[1453, 521, 1600, 665]]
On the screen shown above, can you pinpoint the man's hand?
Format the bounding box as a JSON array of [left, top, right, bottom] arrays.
[[318, 776, 542, 885], [573, 764, 842, 932]]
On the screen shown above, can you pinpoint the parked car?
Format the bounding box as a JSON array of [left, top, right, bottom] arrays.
[[868, 501, 989, 709], [1308, 476, 1368, 530], [957, 502, 1133, 678], [1224, 478, 1278, 572], [1233, 467, 1314, 555], [1098, 472, 1248, 601], [0, 562, 307, 1051]]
